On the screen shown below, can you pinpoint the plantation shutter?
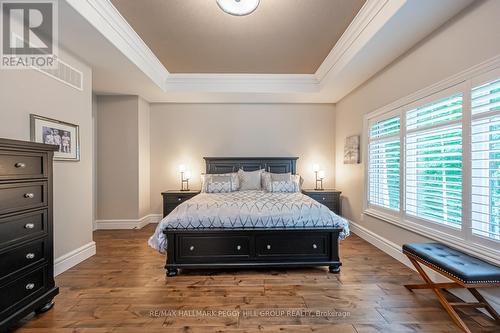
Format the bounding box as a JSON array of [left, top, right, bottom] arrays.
[[471, 78, 500, 240], [368, 116, 401, 210], [405, 94, 463, 227]]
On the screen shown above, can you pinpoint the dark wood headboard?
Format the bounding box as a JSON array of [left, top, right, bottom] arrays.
[[204, 157, 298, 174]]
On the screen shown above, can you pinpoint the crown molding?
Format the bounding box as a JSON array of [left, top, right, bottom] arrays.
[[65, 0, 169, 90], [165, 73, 320, 93], [314, 0, 398, 82]]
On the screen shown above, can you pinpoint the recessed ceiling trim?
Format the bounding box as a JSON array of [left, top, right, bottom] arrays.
[[65, 0, 170, 90], [65, 0, 394, 94], [314, 0, 394, 82], [66, 0, 475, 102], [165, 73, 320, 93]]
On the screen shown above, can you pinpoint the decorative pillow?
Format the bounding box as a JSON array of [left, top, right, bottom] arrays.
[[292, 174, 303, 190], [207, 180, 232, 193], [238, 169, 262, 190], [262, 172, 292, 191], [270, 180, 298, 193], [271, 172, 291, 182], [201, 173, 239, 192]]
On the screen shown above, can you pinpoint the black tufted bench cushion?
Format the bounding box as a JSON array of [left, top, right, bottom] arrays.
[[402, 242, 500, 332], [403, 243, 500, 284]]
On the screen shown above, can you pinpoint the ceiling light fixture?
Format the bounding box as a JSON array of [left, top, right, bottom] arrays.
[[216, 0, 260, 16]]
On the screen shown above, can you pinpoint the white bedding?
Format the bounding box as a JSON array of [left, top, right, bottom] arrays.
[[148, 190, 349, 253]]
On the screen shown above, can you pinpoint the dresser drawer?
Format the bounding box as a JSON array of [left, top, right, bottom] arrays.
[[0, 151, 47, 180], [178, 235, 250, 259], [0, 239, 46, 281], [256, 233, 328, 258], [0, 209, 47, 248], [0, 182, 48, 215], [0, 266, 47, 314]]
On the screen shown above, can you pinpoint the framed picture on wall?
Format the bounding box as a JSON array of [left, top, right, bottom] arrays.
[[30, 114, 80, 161], [344, 135, 360, 164]]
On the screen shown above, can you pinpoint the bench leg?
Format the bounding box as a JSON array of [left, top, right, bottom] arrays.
[[469, 288, 500, 323], [406, 257, 472, 333]]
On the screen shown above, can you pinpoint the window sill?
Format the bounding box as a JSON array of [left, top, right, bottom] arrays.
[[363, 208, 500, 266]]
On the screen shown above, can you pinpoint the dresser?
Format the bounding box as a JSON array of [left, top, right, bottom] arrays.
[[0, 138, 59, 331], [162, 190, 200, 217], [302, 189, 342, 215]]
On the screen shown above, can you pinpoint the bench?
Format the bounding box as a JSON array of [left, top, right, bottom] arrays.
[[403, 243, 500, 333]]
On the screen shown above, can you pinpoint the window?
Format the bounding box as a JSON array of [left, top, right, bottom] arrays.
[[405, 94, 463, 228], [368, 116, 400, 211], [364, 65, 500, 259], [471, 78, 500, 241]]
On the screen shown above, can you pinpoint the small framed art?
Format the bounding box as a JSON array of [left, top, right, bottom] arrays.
[[30, 114, 80, 161]]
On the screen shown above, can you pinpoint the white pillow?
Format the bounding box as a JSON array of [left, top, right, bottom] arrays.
[[262, 172, 301, 192], [201, 173, 239, 192], [238, 169, 263, 190]]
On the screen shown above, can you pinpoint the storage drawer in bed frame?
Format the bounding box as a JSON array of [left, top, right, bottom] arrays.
[[165, 228, 342, 276]]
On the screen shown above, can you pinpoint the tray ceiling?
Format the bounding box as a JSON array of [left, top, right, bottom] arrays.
[[110, 0, 366, 74]]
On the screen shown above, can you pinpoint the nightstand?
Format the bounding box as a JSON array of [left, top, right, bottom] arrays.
[[302, 189, 341, 215], [162, 190, 200, 217]]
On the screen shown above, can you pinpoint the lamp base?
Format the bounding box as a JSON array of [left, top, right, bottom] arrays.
[[314, 188, 324, 191]]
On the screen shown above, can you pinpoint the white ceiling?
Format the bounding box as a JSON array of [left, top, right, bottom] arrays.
[[60, 0, 474, 103], [110, 0, 366, 74]]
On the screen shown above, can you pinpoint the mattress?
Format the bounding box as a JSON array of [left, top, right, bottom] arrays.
[[148, 190, 350, 252]]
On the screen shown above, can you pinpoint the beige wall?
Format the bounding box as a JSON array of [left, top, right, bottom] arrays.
[[96, 96, 140, 219], [0, 49, 94, 259], [96, 95, 151, 220], [138, 97, 151, 217], [150, 103, 336, 213]]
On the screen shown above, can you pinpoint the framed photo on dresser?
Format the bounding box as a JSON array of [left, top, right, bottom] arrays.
[[30, 114, 80, 161]]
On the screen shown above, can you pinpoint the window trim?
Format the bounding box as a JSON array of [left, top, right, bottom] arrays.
[[362, 55, 500, 265]]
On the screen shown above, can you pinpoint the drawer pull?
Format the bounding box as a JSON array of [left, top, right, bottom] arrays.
[[266, 244, 271, 250], [26, 253, 36, 259], [25, 283, 35, 290], [25, 223, 35, 229], [15, 162, 26, 168], [189, 245, 195, 251], [24, 193, 35, 199], [236, 245, 241, 251], [178, 197, 182, 201], [312, 244, 318, 249], [322, 197, 326, 201]]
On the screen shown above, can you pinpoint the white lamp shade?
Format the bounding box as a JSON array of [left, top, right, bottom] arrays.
[[216, 0, 260, 16], [318, 170, 325, 179], [179, 164, 186, 172], [312, 163, 320, 172], [184, 171, 192, 180]]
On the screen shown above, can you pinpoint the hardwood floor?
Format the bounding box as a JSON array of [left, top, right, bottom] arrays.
[[9, 225, 499, 333]]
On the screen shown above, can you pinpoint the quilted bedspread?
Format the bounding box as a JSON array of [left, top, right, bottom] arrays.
[[148, 190, 349, 252]]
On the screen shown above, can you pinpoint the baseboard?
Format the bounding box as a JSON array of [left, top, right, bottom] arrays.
[[349, 220, 500, 315], [94, 214, 162, 230], [349, 221, 414, 270], [54, 241, 96, 276]]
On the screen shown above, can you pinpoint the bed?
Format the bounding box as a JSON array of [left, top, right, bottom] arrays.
[[149, 157, 349, 276]]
